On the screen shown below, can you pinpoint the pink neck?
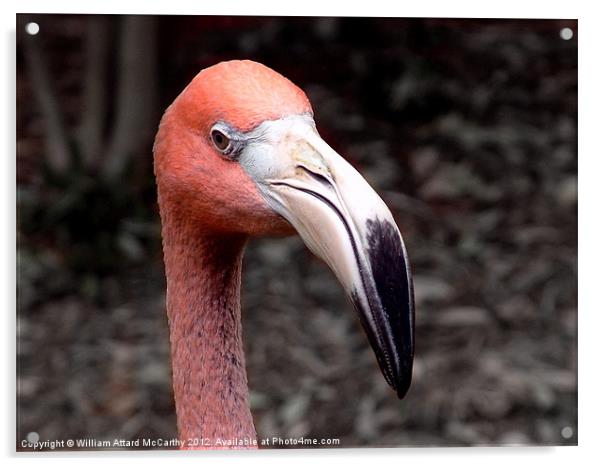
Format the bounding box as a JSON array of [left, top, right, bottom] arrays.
[[159, 208, 257, 449]]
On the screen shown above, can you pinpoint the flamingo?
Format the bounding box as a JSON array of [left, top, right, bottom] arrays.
[[153, 60, 414, 449]]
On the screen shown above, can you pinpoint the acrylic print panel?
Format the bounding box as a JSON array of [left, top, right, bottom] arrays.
[[16, 14, 577, 451]]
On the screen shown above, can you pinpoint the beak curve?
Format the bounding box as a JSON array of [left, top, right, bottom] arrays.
[[245, 116, 415, 398]]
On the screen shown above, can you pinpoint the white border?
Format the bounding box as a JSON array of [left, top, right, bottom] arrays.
[[3, 1, 598, 465], [8, 0, 583, 17]]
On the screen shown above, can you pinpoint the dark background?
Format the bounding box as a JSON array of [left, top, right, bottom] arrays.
[[16, 15, 577, 448]]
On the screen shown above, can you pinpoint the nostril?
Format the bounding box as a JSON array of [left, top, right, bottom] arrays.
[[296, 165, 333, 189]]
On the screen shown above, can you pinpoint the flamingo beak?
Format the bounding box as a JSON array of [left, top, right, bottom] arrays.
[[242, 116, 415, 398]]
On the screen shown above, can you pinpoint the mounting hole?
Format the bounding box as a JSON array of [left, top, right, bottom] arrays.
[[560, 27, 573, 40], [25, 22, 40, 36], [561, 426, 573, 439]]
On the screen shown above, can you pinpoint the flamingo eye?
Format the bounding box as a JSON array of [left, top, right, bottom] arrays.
[[211, 129, 231, 152]]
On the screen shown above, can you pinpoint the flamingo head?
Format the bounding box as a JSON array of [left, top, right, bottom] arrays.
[[154, 60, 415, 398]]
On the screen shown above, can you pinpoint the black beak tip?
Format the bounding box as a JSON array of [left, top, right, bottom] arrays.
[[376, 346, 413, 399], [395, 371, 413, 399], [362, 218, 415, 400]]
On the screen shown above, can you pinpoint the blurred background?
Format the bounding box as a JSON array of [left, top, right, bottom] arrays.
[[16, 15, 577, 448]]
